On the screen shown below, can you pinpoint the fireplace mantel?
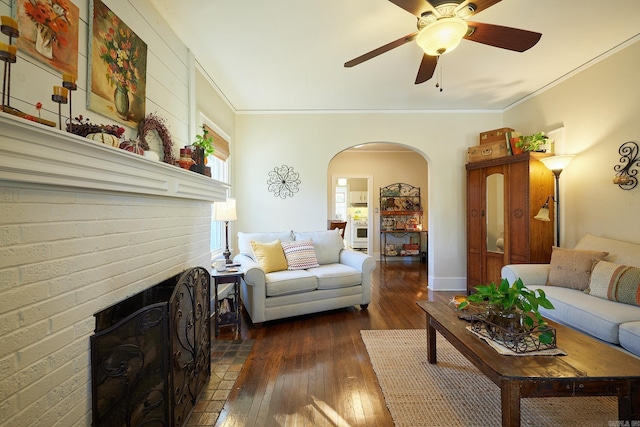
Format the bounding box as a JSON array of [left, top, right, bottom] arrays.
[[0, 114, 228, 202]]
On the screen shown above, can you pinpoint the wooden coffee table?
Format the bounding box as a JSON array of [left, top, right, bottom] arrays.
[[417, 301, 640, 427]]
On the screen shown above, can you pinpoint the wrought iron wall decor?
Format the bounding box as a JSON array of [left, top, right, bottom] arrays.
[[267, 164, 301, 199], [613, 141, 639, 190]]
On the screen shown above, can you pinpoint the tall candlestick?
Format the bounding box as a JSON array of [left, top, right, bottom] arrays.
[[52, 86, 68, 129], [62, 75, 77, 133]]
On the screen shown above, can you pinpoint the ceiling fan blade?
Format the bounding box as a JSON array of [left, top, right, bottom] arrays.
[[415, 54, 438, 84], [344, 32, 419, 67], [464, 22, 542, 52], [388, 0, 438, 17], [455, 0, 501, 17]]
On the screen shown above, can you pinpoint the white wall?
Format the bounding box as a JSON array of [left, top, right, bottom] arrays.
[[234, 112, 504, 290], [504, 39, 640, 247]]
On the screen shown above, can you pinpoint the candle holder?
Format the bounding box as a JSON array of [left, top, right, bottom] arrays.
[[1, 16, 19, 110], [62, 74, 77, 133], [52, 86, 68, 130]]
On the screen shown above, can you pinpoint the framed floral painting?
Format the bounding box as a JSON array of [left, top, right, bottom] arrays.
[[14, 0, 80, 75], [88, 0, 147, 126]]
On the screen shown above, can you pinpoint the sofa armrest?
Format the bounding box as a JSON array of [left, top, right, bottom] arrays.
[[233, 254, 266, 288], [501, 264, 551, 286], [339, 249, 376, 304], [233, 254, 268, 323]]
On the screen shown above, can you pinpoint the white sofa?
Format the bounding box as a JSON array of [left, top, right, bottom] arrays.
[[233, 229, 376, 324], [502, 233, 640, 357]]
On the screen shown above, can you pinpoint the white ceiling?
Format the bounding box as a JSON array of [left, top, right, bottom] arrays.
[[149, 0, 640, 113]]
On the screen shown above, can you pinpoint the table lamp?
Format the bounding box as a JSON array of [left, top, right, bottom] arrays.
[[213, 198, 237, 264]]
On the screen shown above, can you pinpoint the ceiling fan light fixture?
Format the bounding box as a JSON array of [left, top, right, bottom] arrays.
[[417, 17, 468, 56]]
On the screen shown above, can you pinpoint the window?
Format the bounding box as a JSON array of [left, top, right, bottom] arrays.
[[202, 120, 231, 255]]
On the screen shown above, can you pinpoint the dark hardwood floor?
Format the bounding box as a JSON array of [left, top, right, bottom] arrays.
[[214, 261, 457, 426]]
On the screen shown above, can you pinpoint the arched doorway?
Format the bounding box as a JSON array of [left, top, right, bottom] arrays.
[[327, 142, 429, 263]]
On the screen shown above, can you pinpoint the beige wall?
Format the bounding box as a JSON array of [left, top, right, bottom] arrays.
[[234, 111, 505, 290], [504, 39, 640, 247]]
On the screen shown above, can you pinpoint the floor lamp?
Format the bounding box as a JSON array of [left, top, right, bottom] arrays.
[[213, 198, 237, 264], [535, 155, 574, 247]]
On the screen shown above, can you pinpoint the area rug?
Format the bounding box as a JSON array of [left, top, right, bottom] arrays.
[[361, 329, 618, 427]]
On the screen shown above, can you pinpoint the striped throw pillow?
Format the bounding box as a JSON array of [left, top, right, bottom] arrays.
[[281, 239, 320, 270], [586, 260, 640, 306]]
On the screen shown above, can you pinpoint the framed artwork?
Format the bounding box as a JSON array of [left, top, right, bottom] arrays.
[[88, 0, 147, 126], [14, 0, 80, 75]]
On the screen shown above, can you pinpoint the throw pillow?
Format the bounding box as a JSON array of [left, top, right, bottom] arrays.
[[586, 260, 640, 306], [546, 247, 609, 290], [281, 239, 320, 270], [293, 229, 344, 265], [250, 239, 288, 273]]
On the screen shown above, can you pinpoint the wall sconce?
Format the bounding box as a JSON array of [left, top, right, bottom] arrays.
[[613, 141, 639, 190], [213, 198, 237, 264], [535, 155, 575, 247]]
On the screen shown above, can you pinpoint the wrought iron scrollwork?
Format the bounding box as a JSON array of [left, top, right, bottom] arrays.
[[267, 165, 301, 198], [613, 141, 639, 190]]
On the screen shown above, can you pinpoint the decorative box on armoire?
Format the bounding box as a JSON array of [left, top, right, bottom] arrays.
[[466, 152, 555, 293]]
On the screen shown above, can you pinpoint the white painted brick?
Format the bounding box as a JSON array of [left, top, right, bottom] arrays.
[[19, 294, 77, 327], [0, 320, 49, 359], [0, 311, 20, 336], [0, 393, 19, 425], [17, 189, 78, 204], [0, 370, 20, 401], [17, 328, 75, 368], [0, 243, 49, 269], [0, 204, 51, 225], [19, 360, 75, 409], [20, 222, 80, 244], [48, 204, 99, 222], [51, 390, 91, 427], [20, 258, 76, 286], [0, 267, 19, 292], [0, 225, 20, 246], [48, 339, 88, 372], [0, 282, 50, 316], [0, 353, 17, 382]]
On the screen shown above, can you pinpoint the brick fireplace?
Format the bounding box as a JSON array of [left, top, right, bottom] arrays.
[[0, 115, 227, 426]]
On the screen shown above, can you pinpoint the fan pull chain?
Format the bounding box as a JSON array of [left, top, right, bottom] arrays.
[[435, 56, 443, 92]]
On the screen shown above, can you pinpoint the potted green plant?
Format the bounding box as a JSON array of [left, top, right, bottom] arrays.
[[193, 127, 215, 158], [190, 127, 215, 174], [458, 278, 555, 344], [515, 131, 548, 152]]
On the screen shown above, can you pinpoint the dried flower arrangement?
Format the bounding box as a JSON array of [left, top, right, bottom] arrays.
[[137, 113, 175, 165], [66, 115, 125, 138]]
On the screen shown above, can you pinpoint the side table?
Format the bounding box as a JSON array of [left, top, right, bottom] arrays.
[[211, 269, 243, 337]]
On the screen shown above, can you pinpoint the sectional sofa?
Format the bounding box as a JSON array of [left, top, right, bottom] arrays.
[[233, 229, 376, 324], [502, 233, 640, 357]]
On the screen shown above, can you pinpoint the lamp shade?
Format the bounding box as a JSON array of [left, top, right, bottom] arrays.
[[540, 155, 575, 172], [416, 17, 468, 56], [534, 206, 550, 221], [213, 198, 237, 221]]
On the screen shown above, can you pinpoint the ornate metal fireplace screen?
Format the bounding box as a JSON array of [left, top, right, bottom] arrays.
[[91, 267, 211, 426]]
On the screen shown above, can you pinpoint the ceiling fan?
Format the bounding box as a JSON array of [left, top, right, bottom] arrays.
[[344, 0, 542, 84]]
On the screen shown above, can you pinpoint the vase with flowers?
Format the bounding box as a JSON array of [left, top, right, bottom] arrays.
[[23, 0, 71, 59], [97, 14, 144, 119]]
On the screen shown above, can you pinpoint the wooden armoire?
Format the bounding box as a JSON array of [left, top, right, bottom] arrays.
[[466, 153, 555, 293]]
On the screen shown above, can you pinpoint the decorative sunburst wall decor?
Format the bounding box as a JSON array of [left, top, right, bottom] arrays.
[[267, 165, 301, 199]]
